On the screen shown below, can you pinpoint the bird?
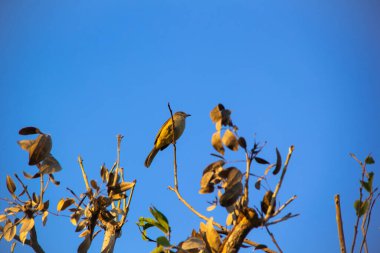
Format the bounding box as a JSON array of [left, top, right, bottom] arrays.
[[144, 111, 191, 168]]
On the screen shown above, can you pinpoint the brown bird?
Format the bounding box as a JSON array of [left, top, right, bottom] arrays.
[[144, 111, 191, 168]]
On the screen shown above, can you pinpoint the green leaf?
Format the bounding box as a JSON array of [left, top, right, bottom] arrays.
[[157, 236, 171, 247], [354, 200, 369, 217], [139, 217, 167, 234], [365, 155, 375, 165], [361, 180, 371, 193], [150, 245, 164, 253], [361, 200, 369, 216], [354, 200, 361, 216], [150, 207, 170, 233]]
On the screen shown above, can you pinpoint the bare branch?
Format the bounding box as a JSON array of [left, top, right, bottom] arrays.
[[168, 103, 179, 191], [265, 146, 295, 221], [78, 156, 91, 192], [243, 151, 252, 206], [266, 213, 299, 226], [334, 194, 347, 253], [14, 173, 32, 201], [265, 225, 283, 253], [350, 156, 367, 253], [272, 195, 297, 217]]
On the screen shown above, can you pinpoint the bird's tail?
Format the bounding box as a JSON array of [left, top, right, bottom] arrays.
[[145, 147, 159, 168]]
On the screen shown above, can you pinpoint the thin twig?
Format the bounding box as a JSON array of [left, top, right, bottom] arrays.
[[350, 155, 366, 253], [66, 187, 81, 202], [265, 225, 283, 253], [14, 174, 32, 201], [360, 190, 380, 253], [168, 103, 178, 191], [217, 229, 277, 253], [265, 146, 295, 221], [121, 180, 136, 225], [168, 186, 226, 231], [272, 195, 297, 217], [40, 174, 44, 201], [334, 194, 347, 253], [78, 156, 91, 192], [265, 213, 299, 226], [243, 151, 252, 206]]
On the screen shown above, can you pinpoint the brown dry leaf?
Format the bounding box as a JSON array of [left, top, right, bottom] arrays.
[[19, 127, 41, 135], [110, 193, 127, 200], [77, 235, 91, 253], [29, 134, 52, 165], [57, 198, 75, 211], [210, 104, 224, 123], [17, 140, 35, 152], [219, 182, 243, 207], [181, 237, 206, 251], [221, 109, 232, 126], [40, 154, 62, 174], [206, 203, 217, 212], [238, 137, 247, 149], [199, 171, 214, 193], [42, 211, 48, 226], [19, 217, 35, 244], [5, 206, 22, 215], [218, 167, 243, 189], [100, 165, 109, 183], [71, 212, 82, 226], [225, 212, 234, 226], [76, 220, 87, 232], [199, 184, 215, 194], [79, 229, 90, 238], [90, 180, 99, 192], [205, 218, 221, 253], [273, 148, 282, 175], [211, 131, 225, 155], [3, 221, 17, 242], [10, 242, 16, 253], [261, 190, 275, 215], [0, 214, 7, 222], [48, 174, 60, 186], [222, 129, 238, 151], [6, 175, 16, 195], [215, 120, 222, 131]]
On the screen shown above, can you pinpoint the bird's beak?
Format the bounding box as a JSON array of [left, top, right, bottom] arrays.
[[186, 114, 191, 117]]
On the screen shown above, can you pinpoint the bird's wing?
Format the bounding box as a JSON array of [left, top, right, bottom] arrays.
[[154, 117, 173, 145]]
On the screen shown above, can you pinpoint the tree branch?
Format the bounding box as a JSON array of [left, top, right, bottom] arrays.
[[264, 146, 294, 221], [334, 194, 347, 253]]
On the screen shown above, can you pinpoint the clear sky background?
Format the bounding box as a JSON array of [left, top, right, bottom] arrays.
[[1, 1, 380, 252]]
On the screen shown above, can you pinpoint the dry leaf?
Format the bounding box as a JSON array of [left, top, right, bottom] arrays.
[[19, 217, 35, 244], [19, 127, 41, 135], [219, 182, 243, 207], [17, 140, 35, 152], [211, 131, 225, 155], [3, 221, 17, 242], [222, 129, 238, 151], [205, 218, 221, 253], [181, 237, 206, 251], [57, 198, 75, 211], [39, 154, 62, 174], [42, 211, 48, 226], [29, 134, 52, 165], [77, 235, 91, 253], [6, 175, 16, 195], [210, 104, 224, 123]]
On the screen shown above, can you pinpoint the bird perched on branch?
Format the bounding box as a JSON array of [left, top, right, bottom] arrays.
[[144, 111, 191, 168]]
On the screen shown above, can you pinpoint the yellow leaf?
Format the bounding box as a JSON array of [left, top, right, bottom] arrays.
[[19, 217, 35, 244]]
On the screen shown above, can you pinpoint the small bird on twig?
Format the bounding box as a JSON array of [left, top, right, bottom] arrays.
[[144, 111, 191, 168]]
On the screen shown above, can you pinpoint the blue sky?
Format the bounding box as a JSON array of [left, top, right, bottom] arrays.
[[1, 1, 379, 252]]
